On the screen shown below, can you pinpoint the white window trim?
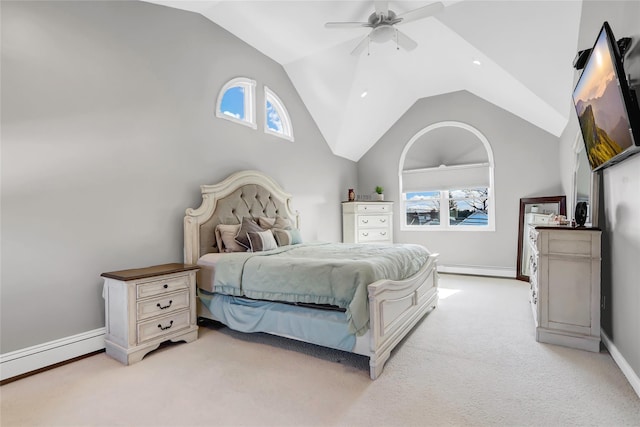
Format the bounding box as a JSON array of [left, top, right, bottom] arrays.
[[216, 77, 257, 129], [264, 86, 294, 142], [398, 121, 496, 232]]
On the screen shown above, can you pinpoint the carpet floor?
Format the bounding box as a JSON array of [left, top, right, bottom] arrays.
[[1, 274, 639, 426]]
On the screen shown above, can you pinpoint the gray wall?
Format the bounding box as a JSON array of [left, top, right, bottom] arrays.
[[357, 91, 562, 271], [558, 0, 640, 386], [1, 1, 356, 353]]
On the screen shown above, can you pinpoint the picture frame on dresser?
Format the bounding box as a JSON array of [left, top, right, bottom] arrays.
[[516, 196, 566, 282]]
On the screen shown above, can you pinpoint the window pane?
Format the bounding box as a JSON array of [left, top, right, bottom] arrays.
[[405, 191, 440, 226], [266, 100, 283, 133], [220, 86, 245, 120], [448, 188, 488, 226]]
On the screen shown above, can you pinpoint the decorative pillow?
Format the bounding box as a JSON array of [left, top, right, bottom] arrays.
[[234, 217, 265, 249], [215, 224, 245, 253], [258, 216, 292, 230], [272, 228, 302, 246], [248, 229, 278, 252]]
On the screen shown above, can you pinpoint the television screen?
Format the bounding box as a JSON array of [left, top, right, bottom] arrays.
[[573, 22, 640, 171]]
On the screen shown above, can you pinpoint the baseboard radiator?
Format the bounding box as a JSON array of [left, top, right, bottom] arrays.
[[437, 264, 516, 278], [0, 328, 106, 382]]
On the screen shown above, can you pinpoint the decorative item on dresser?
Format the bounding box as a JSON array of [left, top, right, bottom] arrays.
[[528, 226, 602, 352], [342, 201, 393, 244], [101, 263, 199, 365]]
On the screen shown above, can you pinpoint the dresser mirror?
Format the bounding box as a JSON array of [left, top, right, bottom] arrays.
[[516, 196, 566, 281]]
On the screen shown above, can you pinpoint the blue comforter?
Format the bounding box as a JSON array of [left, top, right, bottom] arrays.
[[212, 242, 430, 335]]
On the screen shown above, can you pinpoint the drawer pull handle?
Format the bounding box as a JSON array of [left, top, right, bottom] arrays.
[[362, 219, 369, 223], [163, 284, 169, 289], [380, 232, 387, 236], [157, 320, 174, 331], [362, 232, 369, 236], [380, 219, 386, 223], [157, 300, 173, 310]]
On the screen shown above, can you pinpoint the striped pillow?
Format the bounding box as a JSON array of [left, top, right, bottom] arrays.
[[248, 230, 278, 252], [272, 228, 302, 246]]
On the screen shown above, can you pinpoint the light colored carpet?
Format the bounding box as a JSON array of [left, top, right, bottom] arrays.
[[1, 274, 639, 426]]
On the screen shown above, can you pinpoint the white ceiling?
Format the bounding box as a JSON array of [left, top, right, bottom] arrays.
[[146, 0, 582, 161]]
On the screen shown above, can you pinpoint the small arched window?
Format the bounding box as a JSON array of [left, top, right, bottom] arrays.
[[264, 86, 293, 141], [216, 77, 256, 129]]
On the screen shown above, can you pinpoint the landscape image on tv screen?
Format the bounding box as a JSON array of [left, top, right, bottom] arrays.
[[573, 26, 633, 170]]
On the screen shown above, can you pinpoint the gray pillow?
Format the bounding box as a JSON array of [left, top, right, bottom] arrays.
[[258, 216, 292, 230], [234, 217, 265, 249]]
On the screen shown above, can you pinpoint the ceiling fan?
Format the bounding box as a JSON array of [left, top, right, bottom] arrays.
[[325, 1, 444, 55]]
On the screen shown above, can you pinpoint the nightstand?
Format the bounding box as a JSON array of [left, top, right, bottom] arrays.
[[101, 263, 199, 365]]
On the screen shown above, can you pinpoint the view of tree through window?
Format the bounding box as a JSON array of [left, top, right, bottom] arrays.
[[404, 188, 489, 227]]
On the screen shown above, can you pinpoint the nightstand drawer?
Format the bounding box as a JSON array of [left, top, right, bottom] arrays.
[[136, 275, 190, 299], [358, 229, 391, 242], [136, 290, 189, 321], [137, 310, 190, 344], [357, 203, 390, 214], [358, 215, 390, 228]]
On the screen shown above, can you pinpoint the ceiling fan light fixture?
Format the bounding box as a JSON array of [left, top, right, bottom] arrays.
[[361, 90, 368, 98], [473, 59, 482, 66], [370, 24, 395, 43]]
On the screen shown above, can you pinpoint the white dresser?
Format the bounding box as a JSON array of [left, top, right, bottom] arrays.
[[102, 263, 199, 365], [342, 201, 393, 244], [528, 226, 601, 352]]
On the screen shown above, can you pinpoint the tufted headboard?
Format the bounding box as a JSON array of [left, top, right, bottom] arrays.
[[183, 170, 299, 264]]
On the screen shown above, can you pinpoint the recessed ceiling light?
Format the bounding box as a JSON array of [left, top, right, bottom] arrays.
[[472, 59, 482, 66], [361, 91, 368, 98]]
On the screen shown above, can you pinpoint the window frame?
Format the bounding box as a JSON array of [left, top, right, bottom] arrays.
[[398, 121, 495, 232], [216, 77, 257, 129], [264, 86, 294, 142]]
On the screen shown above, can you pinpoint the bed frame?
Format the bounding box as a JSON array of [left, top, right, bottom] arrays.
[[184, 170, 439, 379]]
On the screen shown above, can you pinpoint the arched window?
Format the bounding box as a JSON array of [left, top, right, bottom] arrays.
[[398, 121, 495, 231], [216, 77, 256, 129], [264, 86, 293, 141]]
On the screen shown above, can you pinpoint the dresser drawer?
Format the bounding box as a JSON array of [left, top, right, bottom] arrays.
[[137, 310, 190, 344], [357, 203, 391, 214], [136, 274, 190, 299], [136, 290, 189, 321], [358, 229, 391, 242], [358, 215, 390, 228]]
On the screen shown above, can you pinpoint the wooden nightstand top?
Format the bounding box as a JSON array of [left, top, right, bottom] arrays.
[[101, 263, 199, 281]]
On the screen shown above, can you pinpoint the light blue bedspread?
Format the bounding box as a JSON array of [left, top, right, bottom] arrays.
[[212, 242, 430, 335]]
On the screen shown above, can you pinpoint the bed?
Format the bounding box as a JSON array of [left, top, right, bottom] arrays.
[[184, 170, 439, 379]]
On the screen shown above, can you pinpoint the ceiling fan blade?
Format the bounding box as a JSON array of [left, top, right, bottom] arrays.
[[396, 30, 418, 51], [374, 1, 389, 17], [325, 22, 370, 29], [351, 35, 370, 56], [396, 1, 444, 25]]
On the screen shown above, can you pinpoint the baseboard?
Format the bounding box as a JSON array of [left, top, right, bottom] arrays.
[[0, 328, 106, 381], [437, 264, 516, 278], [601, 331, 640, 399]]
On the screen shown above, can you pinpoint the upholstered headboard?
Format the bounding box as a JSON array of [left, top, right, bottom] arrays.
[[184, 170, 299, 264]]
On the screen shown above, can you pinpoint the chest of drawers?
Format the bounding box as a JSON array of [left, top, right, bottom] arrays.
[[102, 263, 199, 365], [342, 201, 393, 244], [528, 227, 601, 352]]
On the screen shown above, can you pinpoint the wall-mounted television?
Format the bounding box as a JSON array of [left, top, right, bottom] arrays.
[[572, 21, 640, 171]]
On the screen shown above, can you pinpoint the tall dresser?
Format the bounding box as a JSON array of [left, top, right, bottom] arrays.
[[342, 201, 393, 244], [528, 226, 601, 352]]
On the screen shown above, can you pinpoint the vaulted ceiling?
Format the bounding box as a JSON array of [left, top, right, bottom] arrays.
[[146, 0, 583, 161]]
